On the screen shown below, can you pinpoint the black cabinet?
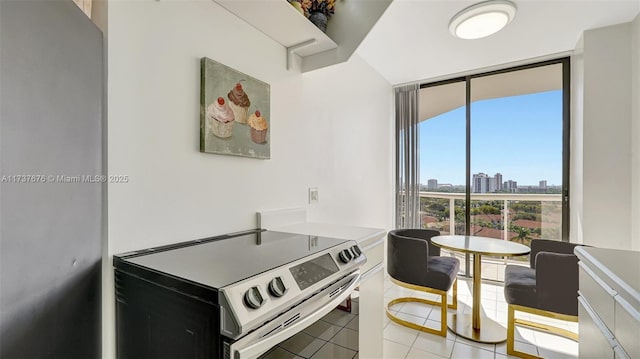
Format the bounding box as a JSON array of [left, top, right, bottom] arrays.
[[115, 270, 220, 359]]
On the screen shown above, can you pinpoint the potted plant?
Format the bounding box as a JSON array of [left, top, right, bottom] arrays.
[[301, 0, 335, 33]]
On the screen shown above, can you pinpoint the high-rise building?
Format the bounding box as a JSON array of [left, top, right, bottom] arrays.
[[427, 179, 438, 190], [504, 180, 518, 192], [472, 173, 489, 193], [539, 180, 547, 189], [488, 177, 497, 193], [494, 173, 503, 191], [473, 172, 519, 193]]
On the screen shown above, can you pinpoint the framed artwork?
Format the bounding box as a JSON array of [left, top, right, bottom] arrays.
[[200, 57, 270, 159]]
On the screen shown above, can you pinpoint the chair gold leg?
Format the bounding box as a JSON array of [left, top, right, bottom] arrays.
[[440, 291, 447, 336], [515, 318, 578, 342], [507, 304, 578, 358], [387, 278, 458, 337], [450, 277, 458, 310], [507, 304, 517, 356], [511, 304, 579, 342], [386, 297, 447, 337], [507, 304, 542, 358]]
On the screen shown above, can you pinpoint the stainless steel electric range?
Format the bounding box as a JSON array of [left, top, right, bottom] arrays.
[[113, 229, 366, 359]]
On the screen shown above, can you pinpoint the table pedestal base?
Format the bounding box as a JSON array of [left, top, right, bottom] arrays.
[[448, 313, 507, 344]]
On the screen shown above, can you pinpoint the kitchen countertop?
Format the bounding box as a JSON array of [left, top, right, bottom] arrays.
[[265, 222, 386, 245]]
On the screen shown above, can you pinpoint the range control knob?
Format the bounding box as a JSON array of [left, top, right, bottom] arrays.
[[351, 245, 362, 258], [244, 286, 264, 309], [268, 276, 287, 298], [338, 249, 354, 263]]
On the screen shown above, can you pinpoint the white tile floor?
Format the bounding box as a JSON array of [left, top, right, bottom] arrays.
[[383, 275, 579, 359]]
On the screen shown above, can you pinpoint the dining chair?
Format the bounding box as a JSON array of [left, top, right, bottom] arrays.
[[503, 239, 583, 358], [386, 229, 459, 336]]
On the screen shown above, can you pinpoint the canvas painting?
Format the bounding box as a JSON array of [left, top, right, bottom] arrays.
[[200, 57, 270, 159]]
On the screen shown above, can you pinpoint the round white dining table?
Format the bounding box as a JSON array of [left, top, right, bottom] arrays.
[[431, 235, 530, 343]]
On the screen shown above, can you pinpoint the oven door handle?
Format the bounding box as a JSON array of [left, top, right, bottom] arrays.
[[228, 271, 360, 359]]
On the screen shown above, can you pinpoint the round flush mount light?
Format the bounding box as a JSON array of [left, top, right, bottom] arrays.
[[449, 0, 517, 40]]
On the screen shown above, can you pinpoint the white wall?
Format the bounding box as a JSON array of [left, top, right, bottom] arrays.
[[632, 13, 640, 250], [571, 22, 634, 249], [104, 1, 393, 357]]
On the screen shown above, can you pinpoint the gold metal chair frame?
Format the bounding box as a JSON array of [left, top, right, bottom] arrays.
[[507, 304, 578, 359], [385, 277, 458, 337]]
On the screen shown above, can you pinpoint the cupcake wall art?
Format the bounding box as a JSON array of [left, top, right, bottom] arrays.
[[200, 57, 270, 159]]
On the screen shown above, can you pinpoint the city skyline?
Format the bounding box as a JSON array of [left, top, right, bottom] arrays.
[[423, 174, 558, 188], [425, 175, 557, 189], [419, 90, 563, 186]]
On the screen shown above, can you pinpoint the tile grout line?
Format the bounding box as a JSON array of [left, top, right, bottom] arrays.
[[401, 322, 425, 359]]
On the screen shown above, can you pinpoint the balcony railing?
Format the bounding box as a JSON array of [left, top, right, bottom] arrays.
[[419, 191, 562, 241], [418, 191, 563, 281]]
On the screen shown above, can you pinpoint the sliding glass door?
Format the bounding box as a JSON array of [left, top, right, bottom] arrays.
[[416, 58, 570, 280]]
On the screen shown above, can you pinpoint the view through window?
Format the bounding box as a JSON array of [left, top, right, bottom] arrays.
[[418, 60, 568, 280]]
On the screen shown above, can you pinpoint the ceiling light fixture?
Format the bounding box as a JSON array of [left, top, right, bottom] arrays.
[[449, 0, 517, 40]]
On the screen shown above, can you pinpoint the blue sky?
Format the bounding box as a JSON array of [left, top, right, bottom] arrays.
[[419, 90, 562, 186]]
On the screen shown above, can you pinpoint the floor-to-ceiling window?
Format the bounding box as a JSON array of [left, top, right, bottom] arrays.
[[416, 58, 570, 280]]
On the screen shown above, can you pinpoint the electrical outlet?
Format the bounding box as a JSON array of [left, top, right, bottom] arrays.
[[309, 187, 319, 204]]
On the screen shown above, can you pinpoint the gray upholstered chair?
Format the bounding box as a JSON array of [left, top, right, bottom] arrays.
[[386, 229, 459, 336], [503, 239, 583, 358]]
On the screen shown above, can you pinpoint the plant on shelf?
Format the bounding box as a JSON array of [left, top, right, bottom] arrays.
[[307, 0, 336, 17], [289, 0, 336, 33]]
